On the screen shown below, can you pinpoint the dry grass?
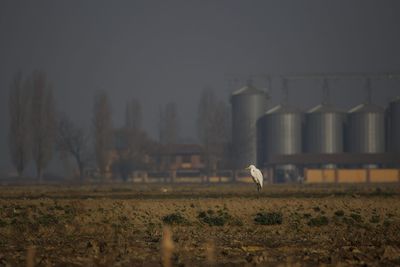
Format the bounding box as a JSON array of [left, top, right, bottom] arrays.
[[0, 183, 399, 266]]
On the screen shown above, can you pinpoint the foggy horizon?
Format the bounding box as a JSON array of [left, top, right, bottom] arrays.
[[1, 0, 400, 173]]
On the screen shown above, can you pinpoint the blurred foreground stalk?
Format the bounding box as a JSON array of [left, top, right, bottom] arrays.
[[161, 226, 174, 267]]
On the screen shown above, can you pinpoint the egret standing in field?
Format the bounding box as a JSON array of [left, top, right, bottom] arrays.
[[246, 165, 263, 192]]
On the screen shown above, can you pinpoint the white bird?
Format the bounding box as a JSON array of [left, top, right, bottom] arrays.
[[246, 164, 263, 192]]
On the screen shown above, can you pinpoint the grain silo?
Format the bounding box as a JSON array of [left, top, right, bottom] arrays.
[[305, 104, 345, 167], [231, 80, 268, 169], [264, 104, 303, 182], [387, 97, 400, 153], [347, 78, 385, 154], [305, 78, 345, 160], [347, 103, 385, 168]]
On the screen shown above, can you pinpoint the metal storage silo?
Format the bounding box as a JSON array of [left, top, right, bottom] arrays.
[[305, 104, 345, 166], [231, 80, 268, 169], [264, 104, 303, 182], [347, 103, 385, 155], [305, 78, 345, 154], [388, 97, 400, 153]]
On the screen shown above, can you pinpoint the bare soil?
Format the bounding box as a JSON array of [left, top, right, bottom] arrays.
[[0, 183, 399, 266]]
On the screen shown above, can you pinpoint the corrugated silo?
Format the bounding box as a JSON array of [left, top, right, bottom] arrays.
[[347, 103, 385, 156], [264, 104, 303, 182], [387, 97, 400, 153], [231, 80, 268, 169], [305, 104, 345, 167]]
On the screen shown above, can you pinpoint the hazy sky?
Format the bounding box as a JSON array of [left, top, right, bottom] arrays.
[[1, 0, 400, 173]]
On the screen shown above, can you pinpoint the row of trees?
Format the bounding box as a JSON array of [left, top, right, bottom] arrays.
[[8, 70, 231, 181], [9, 71, 55, 181], [60, 91, 153, 181], [197, 87, 230, 174], [8, 71, 111, 180]]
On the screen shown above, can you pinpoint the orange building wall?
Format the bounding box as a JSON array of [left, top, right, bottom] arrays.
[[305, 168, 400, 184], [337, 170, 366, 183], [370, 169, 400, 183], [305, 169, 336, 183]]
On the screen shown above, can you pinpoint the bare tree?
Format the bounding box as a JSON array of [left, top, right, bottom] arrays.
[[111, 98, 155, 180], [159, 102, 179, 145], [30, 71, 56, 181], [93, 90, 113, 179], [8, 71, 31, 177], [125, 98, 142, 130], [113, 127, 154, 180], [56, 113, 91, 180], [197, 87, 230, 174]]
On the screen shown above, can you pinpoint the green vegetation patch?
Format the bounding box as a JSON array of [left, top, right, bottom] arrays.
[[350, 213, 363, 223], [370, 214, 380, 223], [162, 212, 188, 225], [308, 216, 329, 227], [198, 209, 233, 226], [36, 214, 59, 226], [313, 206, 321, 212], [254, 212, 283, 225], [334, 210, 345, 217], [383, 219, 392, 227], [0, 219, 7, 228]]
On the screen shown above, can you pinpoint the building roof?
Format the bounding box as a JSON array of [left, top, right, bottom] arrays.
[[266, 104, 302, 114], [231, 80, 266, 96], [307, 104, 344, 114], [348, 103, 384, 113]]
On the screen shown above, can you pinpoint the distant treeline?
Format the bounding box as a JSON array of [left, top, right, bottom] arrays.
[[8, 71, 231, 181]]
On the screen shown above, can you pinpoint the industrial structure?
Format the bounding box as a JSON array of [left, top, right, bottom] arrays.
[[231, 79, 268, 169], [347, 103, 385, 158], [258, 78, 304, 182], [262, 103, 303, 182], [305, 78, 345, 169], [387, 97, 400, 153], [347, 79, 385, 161], [230, 73, 400, 184]]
